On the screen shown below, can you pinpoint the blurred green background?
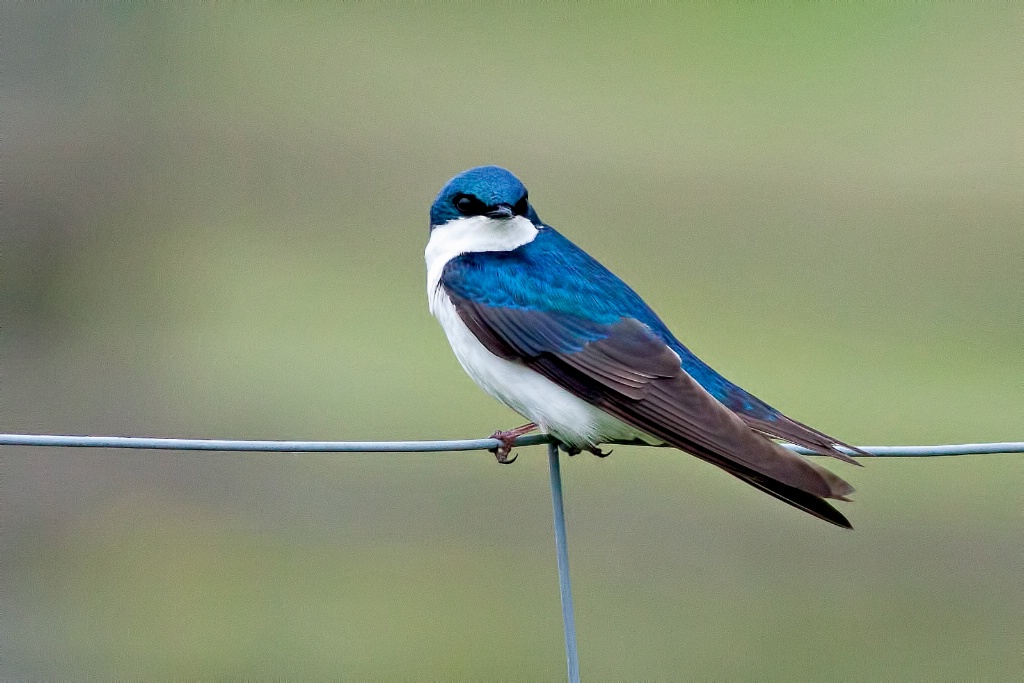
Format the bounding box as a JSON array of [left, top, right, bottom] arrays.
[[2, 4, 1021, 680]]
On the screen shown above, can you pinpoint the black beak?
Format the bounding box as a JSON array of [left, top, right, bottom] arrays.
[[485, 203, 515, 219]]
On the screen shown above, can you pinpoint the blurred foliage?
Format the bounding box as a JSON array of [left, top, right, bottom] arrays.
[[2, 4, 1021, 680]]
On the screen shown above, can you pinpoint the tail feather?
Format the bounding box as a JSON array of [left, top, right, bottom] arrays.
[[667, 433, 856, 529], [721, 464, 854, 529]]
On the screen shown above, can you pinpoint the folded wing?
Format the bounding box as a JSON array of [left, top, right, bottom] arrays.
[[448, 290, 856, 528]]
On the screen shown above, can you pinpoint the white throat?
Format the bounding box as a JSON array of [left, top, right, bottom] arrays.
[[424, 215, 539, 310]]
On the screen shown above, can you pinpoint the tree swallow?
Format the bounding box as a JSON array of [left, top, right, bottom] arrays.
[[426, 166, 861, 528]]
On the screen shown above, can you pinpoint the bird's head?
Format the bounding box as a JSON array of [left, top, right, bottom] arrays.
[[429, 166, 541, 230]]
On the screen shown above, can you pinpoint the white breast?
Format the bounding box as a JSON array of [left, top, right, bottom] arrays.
[[425, 215, 539, 316], [425, 216, 657, 448]]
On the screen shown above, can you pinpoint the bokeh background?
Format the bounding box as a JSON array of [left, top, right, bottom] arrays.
[[3, 4, 1021, 680]]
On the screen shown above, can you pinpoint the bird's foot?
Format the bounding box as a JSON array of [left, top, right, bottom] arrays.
[[488, 423, 537, 464], [560, 443, 612, 458]]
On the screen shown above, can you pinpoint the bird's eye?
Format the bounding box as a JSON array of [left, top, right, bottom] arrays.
[[454, 194, 482, 215], [513, 195, 529, 216]]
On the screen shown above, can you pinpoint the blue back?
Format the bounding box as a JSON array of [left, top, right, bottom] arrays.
[[442, 227, 778, 419]]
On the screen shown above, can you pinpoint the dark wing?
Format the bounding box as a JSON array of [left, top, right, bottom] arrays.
[[667, 341, 868, 465], [439, 228, 866, 465], [737, 414, 867, 465], [447, 290, 855, 528]]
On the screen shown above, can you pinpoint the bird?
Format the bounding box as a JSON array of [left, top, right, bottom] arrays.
[[425, 165, 862, 528]]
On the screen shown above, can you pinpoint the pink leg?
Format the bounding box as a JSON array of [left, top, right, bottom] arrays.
[[489, 422, 538, 464]]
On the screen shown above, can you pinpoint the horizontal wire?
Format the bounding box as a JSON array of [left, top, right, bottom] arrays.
[[0, 433, 1021, 456]]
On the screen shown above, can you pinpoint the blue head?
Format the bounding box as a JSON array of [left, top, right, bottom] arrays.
[[430, 166, 542, 229]]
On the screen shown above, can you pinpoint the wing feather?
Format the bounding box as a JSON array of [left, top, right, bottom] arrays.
[[739, 414, 866, 465], [448, 290, 855, 527]]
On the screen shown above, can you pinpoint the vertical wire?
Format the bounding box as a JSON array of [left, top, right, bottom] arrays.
[[547, 441, 580, 682]]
